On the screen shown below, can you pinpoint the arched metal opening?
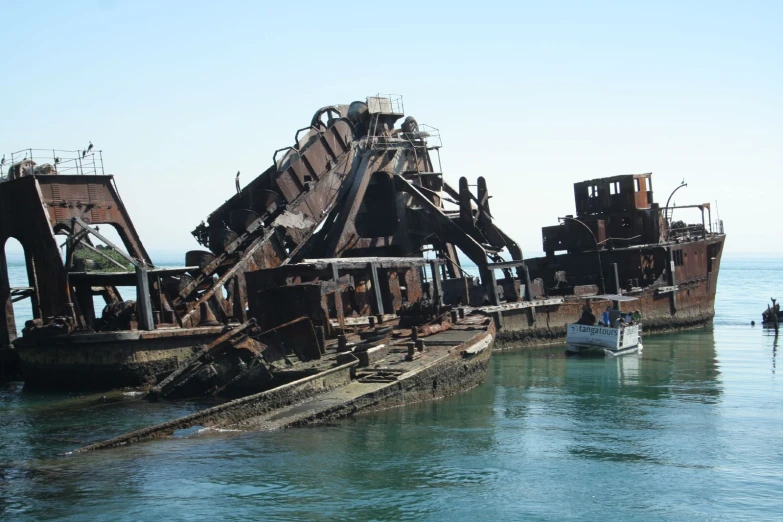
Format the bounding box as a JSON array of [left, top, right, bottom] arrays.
[[1, 237, 37, 340]]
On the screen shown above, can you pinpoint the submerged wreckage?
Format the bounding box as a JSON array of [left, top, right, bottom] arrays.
[[0, 95, 522, 392], [0, 94, 725, 445], [76, 258, 495, 452]]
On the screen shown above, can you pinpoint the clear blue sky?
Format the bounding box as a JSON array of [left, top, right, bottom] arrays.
[[2, 0, 781, 258]]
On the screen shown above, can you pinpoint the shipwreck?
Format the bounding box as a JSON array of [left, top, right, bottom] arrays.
[[74, 258, 495, 451], [0, 94, 725, 413], [515, 174, 725, 345], [0, 95, 523, 396]]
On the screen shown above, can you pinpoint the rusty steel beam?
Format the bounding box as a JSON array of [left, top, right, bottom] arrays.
[[179, 228, 277, 325], [72, 217, 141, 267]]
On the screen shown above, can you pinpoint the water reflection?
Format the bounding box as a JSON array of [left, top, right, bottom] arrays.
[[639, 329, 721, 401], [491, 330, 722, 467], [495, 328, 720, 400], [764, 328, 779, 374]]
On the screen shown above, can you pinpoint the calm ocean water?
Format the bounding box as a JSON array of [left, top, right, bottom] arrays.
[[1, 254, 781, 521]]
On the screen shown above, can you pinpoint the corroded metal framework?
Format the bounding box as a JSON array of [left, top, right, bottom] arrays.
[[0, 95, 726, 388], [0, 175, 152, 346], [0, 96, 526, 386]]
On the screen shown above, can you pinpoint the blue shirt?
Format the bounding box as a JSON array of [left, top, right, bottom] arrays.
[[601, 311, 611, 324]]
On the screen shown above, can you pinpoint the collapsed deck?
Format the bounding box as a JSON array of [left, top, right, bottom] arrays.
[[75, 306, 494, 452]]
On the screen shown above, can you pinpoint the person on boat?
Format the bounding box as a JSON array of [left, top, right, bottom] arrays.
[[632, 310, 642, 323], [600, 306, 612, 326], [577, 306, 596, 326], [614, 315, 627, 328]]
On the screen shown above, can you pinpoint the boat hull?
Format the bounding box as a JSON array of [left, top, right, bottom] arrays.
[[492, 235, 724, 347], [493, 280, 714, 347], [14, 326, 225, 389], [566, 344, 641, 356], [565, 323, 641, 354]]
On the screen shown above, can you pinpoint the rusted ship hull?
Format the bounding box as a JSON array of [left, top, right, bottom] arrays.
[[75, 315, 494, 452], [14, 326, 225, 389], [489, 234, 725, 346], [477, 173, 726, 347], [491, 279, 719, 346]]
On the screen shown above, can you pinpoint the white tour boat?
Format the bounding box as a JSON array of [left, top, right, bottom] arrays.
[[566, 323, 642, 355], [566, 295, 643, 356]]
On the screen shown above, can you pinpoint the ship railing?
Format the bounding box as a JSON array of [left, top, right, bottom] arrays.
[[668, 220, 725, 239], [663, 203, 720, 240], [367, 93, 404, 116], [667, 224, 707, 239], [366, 122, 442, 154], [0, 148, 105, 180], [366, 94, 404, 150], [418, 124, 442, 149]]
